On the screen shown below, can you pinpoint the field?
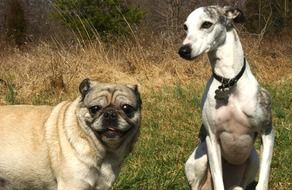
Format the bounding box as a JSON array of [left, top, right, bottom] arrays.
[[0, 30, 291, 189]]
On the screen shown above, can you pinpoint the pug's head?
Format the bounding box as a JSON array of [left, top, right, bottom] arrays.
[[78, 79, 142, 149]]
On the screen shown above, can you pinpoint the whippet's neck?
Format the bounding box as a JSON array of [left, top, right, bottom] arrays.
[[208, 29, 245, 79]]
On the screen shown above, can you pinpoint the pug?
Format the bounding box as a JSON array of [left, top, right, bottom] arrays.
[[0, 79, 142, 190]]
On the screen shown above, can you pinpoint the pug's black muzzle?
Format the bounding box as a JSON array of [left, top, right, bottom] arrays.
[[97, 108, 126, 139], [103, 108, 118, 124]]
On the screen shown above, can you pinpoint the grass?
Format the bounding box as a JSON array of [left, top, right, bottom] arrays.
[[5, 80, 17, 105], [115, 83, 202, 190], [266, 81, 292, 190], [0, 31, 291, 189], [113, 80, 292, 190]]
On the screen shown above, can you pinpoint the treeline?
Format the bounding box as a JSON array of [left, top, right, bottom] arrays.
[[245, 0, 292, 33], [1, 0, 291, 45]]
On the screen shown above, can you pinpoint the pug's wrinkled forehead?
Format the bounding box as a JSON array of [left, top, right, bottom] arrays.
[[79, 79, 141, 108]]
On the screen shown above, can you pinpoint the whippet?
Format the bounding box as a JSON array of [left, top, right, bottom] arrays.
[[178, 6, 274, 190]]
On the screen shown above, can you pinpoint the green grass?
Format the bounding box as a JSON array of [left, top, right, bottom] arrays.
[[4, 80, 17, 105], [114, 82, 203, 190], [266, 81, 292, 190], [114, 81, 292, 190]]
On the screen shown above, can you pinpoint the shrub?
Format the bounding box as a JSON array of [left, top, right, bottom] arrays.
[[53, 0, 144, 38]]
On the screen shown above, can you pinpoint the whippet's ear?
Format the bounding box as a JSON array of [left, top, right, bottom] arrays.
[[79, 78, 92, 100], [223, 6, 246, 23]]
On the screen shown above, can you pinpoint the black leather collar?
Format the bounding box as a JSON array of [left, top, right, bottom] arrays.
[[212, 58, 246, 89]]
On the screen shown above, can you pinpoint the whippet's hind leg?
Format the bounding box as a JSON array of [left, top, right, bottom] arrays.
[[185, 125, 210, 190], [185, 141, 209, 190]]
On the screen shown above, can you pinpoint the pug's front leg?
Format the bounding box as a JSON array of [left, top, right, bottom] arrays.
[[94, 162, 119, 190], [57, 180, 92, 190]]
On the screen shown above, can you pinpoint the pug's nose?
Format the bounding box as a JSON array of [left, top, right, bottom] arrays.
[[104, 109, 117, 121], [178, 44, 192, 60]]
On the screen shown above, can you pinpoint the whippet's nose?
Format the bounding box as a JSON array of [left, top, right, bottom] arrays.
[[178, 44, 192, 60]]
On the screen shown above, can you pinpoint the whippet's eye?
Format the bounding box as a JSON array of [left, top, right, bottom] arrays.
[[201, 21, 213, 29], [183, 24, 188, 31], [88, 105, 101, 115]]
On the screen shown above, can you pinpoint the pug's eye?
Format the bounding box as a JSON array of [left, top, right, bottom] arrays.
[[183, 24, 188, 31], [201, 21, 213, 29], [88, 105, 101, 115], [121, 104, 135, 117]]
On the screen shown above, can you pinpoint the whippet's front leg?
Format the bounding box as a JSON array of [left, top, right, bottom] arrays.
[[256, 128, 275, 190], [205, 132, 224, 190]]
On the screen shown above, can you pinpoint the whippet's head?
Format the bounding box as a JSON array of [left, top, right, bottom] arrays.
[[178, 6, 246, 60]]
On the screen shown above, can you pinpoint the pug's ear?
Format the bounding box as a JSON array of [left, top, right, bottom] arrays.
[[126, 84, 138, 92], [127, 84, 142, 107], [79, 78, 91, 100], [224, 6, 246, 23]]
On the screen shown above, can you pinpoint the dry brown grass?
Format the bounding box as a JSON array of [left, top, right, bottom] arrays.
[[0, 31, 291, 105]]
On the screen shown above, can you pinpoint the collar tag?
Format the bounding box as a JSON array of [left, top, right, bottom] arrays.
[[213, 58, 246, 103]]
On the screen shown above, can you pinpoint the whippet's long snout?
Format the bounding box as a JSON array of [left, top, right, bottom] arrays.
[[178, 44, 193, 60]]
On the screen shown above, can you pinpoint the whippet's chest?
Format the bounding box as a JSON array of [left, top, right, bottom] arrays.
[[212, 102, 256, 165]]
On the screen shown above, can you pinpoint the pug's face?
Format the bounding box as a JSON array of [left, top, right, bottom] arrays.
[[78, 79, 142, 149]]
